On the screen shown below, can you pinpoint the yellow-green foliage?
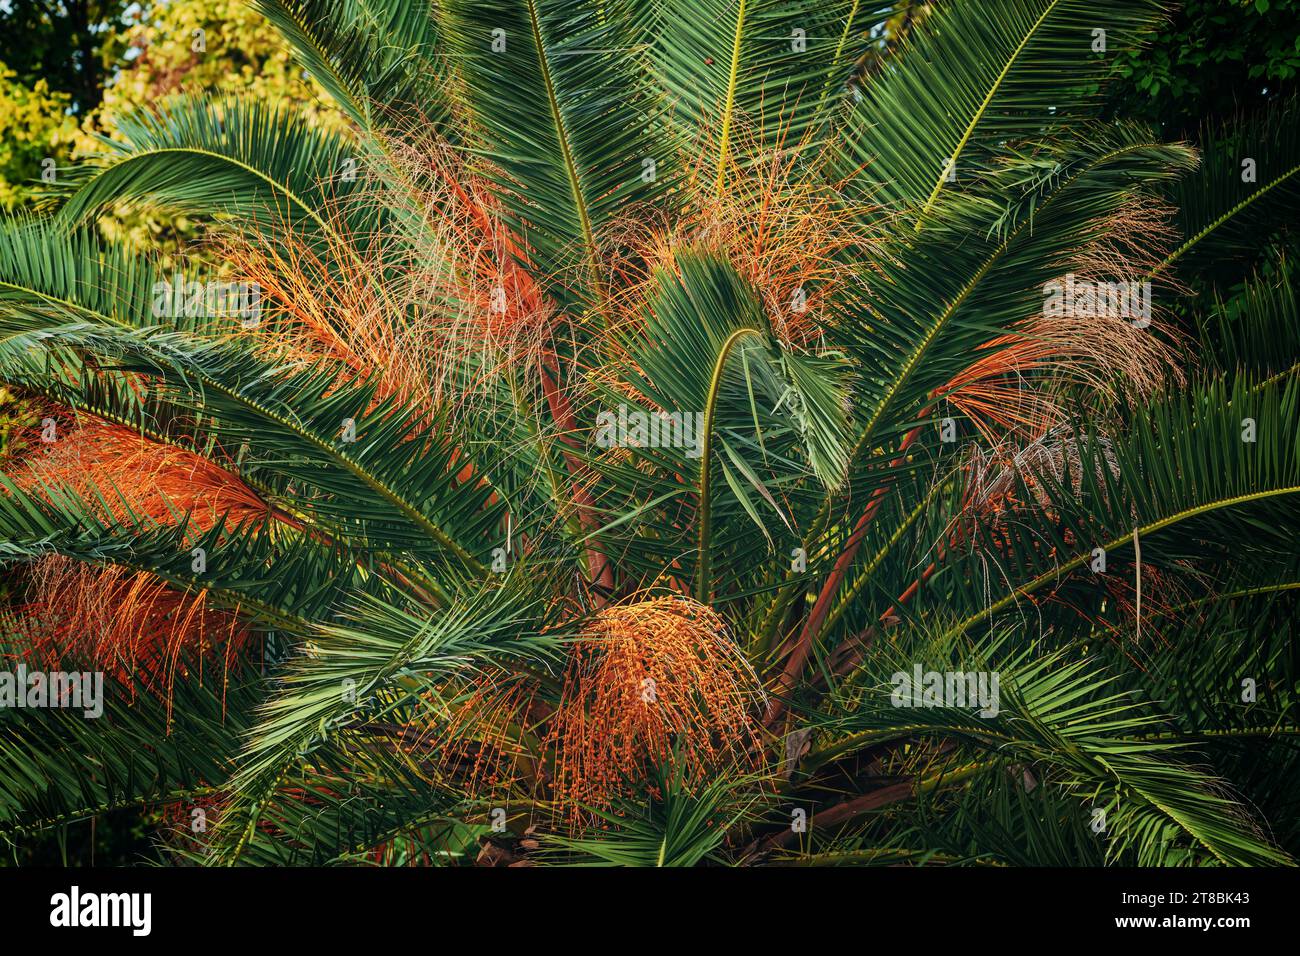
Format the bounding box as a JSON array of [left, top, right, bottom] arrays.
[[0, 63, 78, 211], [71, 0, 347, 253]]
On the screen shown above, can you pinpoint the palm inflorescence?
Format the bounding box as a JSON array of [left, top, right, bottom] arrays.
[[1, 0, 1298, 867]]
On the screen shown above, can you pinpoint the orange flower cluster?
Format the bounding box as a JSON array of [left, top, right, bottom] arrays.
[[404, 672, 540, 803], [548, 597, 764, 820], [615, 122, 868, 350], [13, 559, 248, 708], [12, 418, 266, 530], [5, 419, 262, 697]]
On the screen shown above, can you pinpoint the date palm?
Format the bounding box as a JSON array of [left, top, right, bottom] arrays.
[[1, 0, 1298, 866]]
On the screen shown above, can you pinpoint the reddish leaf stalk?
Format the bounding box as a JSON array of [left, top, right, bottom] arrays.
[[764, 426, 923, 725], [539, 353, 614, 596]]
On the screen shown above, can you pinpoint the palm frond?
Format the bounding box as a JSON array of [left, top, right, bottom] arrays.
[[251, 0, 449, 131], [439, 0, 670, 309], [831, 0, 1166, 223]]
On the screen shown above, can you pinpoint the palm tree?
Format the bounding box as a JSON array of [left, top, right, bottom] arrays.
[[1, 0, 1297, 867]]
